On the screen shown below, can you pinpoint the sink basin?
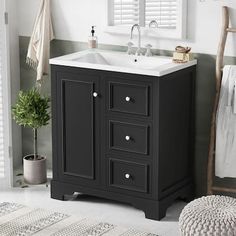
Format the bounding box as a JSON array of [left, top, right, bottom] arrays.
[[50, 49, 197, 77], [72, 51, 172, 70]]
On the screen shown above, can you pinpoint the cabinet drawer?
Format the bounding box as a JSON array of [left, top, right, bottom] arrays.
[[109, 82, 149, 116], [109, 158, 149, 193], [109, 121, 149, 155]]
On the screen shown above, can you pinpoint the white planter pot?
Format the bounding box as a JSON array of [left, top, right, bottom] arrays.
[[23, 155, 47, 184]]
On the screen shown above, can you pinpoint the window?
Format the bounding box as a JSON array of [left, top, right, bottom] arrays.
[[107, 0, 187, 39]]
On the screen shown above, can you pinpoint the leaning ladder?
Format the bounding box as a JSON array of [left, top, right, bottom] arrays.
[[207, 6, 236, 195]]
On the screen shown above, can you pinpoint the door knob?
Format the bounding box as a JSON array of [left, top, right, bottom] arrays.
[[125, 135, 131, 141], [93, 92, 98, 97], [125, 96, 131, 102], [125, 173, 131, 179]]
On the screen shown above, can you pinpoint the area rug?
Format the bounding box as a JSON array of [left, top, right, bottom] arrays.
[[0, 202, 158, 236]]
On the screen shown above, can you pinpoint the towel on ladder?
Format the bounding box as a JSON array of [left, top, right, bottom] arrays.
[[215, 65, 236, 178], [26, 0, 54, 81]]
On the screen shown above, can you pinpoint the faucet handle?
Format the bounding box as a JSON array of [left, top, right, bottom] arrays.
[[145, 44, 152, 48], [128, 42, 134, 47], [127, 42, 134, 55], [145, 44, 152, 57]]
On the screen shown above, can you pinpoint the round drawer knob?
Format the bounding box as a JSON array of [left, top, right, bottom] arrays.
[[125, 96, 131, 102], [93, 92, 98, 97], [125, 173, 131, 179], [125, 135, 131, 141]]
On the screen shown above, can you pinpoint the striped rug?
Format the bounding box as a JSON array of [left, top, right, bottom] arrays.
[[0, 202, 158, 236]]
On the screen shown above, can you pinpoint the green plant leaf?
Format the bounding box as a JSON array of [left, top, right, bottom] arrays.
[[12, 88, 51, 129]]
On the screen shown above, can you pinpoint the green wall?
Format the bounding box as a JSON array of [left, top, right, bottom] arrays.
[[19, 36, 236, 196]]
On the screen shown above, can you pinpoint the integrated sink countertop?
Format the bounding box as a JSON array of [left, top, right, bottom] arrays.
[[50, 49, 197, 77]]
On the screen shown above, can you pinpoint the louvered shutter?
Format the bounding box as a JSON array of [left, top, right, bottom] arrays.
[[113, 0, 139, 26], [0, 74, 4, 178], [145, 0, 177, 28], [0, 7, 6, 178]]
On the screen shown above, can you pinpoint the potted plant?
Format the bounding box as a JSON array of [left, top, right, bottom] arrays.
[[12, 88, 50, 184]]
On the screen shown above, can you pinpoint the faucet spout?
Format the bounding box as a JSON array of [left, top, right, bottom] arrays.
[[130, 24, 142, 56]]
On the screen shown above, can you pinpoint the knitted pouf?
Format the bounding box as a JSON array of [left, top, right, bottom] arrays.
[[179, 195, 236, 236]]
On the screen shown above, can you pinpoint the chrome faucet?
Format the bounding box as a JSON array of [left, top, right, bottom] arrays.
[[130, 24, 142, 56]]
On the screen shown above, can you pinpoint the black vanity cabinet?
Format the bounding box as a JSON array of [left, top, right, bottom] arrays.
[[51, 65, 196, 221]]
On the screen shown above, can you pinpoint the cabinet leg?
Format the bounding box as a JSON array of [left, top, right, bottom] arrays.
[[144, 202, 167, 221], [51, 193, 65, 201], [133, 200, 167, 221], [51, 180, 70, 201], [179, 184, 195, 203], [51, 186, 65, 201], [180, 194, 194, 203]]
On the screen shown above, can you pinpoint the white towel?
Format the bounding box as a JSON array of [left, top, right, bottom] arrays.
[[215, 65, 236, 178], [26, 0, 54, 81]]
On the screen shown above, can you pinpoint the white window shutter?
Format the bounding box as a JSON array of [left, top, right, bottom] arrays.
[[0, 77, 4, 178], [0, 10, 6, 178], [113, 0, 139, 26], [145, 0, 177, 28], [107, 0, 186, 39]]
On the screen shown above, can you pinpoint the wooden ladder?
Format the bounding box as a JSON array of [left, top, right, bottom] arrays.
[[207, 6, 236, 195]]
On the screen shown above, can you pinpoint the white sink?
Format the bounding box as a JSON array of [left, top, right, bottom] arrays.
[[50, 49, 197, 77], [72, 51, 172, 70]]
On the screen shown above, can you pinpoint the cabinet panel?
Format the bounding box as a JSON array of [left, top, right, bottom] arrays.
[[109, 120, 149, 155], [62, 79, 94, 179], [109, 81, 149, 116], [109, 158, 149, 193], [54, 70, 100, 186]]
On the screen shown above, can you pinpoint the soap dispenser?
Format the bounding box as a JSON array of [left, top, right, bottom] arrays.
[[88, 26, 98, 49]]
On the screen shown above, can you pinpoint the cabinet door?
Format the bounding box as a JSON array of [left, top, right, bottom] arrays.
[[54, 71, 100, 186]]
